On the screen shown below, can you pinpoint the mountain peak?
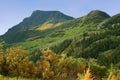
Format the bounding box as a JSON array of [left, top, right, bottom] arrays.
[[31, 10, 62, 17], [87, 10, 110, 18], [6, 10, 74, 34], [29, 10, 74, 24], [79, 10, 110, 26]]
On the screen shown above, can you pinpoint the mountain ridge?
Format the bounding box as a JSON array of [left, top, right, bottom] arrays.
[[0, 10, 113, 47], [5, 10, 74, 34]]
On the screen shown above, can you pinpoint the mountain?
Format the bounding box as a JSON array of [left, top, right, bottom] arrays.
[[1, 10, 110, 44], [0, 10, 120, 79], [0, 10, 110, 46], [79, 10, 110, 26], [54, 10, 110, 30], [1, 10, 74, 43], [7, 10, 74, 32], [0, 9, 120, 66]]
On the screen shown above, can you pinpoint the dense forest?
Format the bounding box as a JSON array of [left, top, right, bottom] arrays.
[[0, 47, 119, 80], [0, 10, 120, 80]]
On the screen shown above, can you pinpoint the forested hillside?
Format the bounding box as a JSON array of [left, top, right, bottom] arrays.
[[0, 10, 120, 80]]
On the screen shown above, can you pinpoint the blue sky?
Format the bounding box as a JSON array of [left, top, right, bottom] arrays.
[[0, 0, 120, 35]]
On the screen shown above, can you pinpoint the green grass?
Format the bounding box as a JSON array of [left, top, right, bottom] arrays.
[[8, 25, 93, 51]]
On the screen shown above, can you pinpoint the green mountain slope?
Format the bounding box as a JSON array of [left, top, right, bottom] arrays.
[[50, 13, 120, 67], [8, 10, 74, 31], [53, 10, 110, 30], [1, 10, 74, 43], [1, 10, 110, 51]]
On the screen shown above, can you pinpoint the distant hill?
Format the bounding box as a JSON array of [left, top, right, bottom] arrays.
[[0, 10, 109, 44], [54, 10, 110, 30], [79, 10, 110, 26], [0, 10, 110, 45], [1, 10, 74, 43], [8, 10, 74, 31]]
